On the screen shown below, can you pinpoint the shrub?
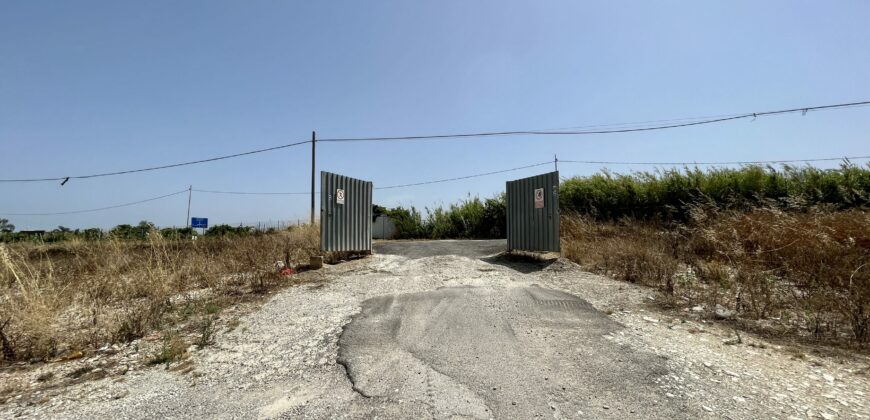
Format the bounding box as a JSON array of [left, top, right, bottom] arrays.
[[0, 226, 320, 362], [560, 163, 870, 221], [561, 208, 870, 345]]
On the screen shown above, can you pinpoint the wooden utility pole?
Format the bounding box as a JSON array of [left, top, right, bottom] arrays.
[[310, 131, 316, 225], [554, 154, 558, 171], [186, 185, 192, 228]]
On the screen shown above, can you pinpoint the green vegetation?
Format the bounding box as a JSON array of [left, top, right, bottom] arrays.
[[560, 163, 870, 220], [378, 195, 506, 239]]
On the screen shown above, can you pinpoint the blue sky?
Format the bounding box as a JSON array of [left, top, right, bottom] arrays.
[[2, 1, 869, 230]]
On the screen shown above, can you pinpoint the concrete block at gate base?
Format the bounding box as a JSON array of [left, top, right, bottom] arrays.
[[310, 255, 324, 270]]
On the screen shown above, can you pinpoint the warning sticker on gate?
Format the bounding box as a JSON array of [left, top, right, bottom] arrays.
[[534, 188, 544, 208], [336, 189, 345, 205]]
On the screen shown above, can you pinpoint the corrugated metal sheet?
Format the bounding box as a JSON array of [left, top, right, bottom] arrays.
[[506, 171, 560, 252], [320, 171, 373, 252]]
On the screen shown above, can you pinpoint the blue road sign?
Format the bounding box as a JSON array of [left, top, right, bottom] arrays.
[[191, 217, 208, 228]]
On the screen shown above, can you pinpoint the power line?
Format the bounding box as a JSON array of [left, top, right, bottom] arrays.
[[316, 100, 870, 143], [375, 161, 553, 189], [5, 154, 866, 216], [194, 154, 868, 196], [0, 140, 311, 183], [1, 100, 868, 184], [193, 189, 312, 195], [1, 189, 189, 216], [196, 161, 554, 196], [559, 155, 870, 166]]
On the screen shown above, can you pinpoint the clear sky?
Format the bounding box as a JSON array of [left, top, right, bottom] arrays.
[[2, 1, 869, 230]]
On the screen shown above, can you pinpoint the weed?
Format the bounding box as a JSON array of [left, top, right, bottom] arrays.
[[562, 208, 870, 346], [148, 333, 187, 365], [196, 316, 216, 348], [0, 226, 320, 362]]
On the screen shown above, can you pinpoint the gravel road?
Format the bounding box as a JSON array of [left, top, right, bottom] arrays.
[[3, 240, 869, 419]]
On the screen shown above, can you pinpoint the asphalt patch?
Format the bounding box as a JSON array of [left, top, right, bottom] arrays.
[[338, 285, 695, 419]]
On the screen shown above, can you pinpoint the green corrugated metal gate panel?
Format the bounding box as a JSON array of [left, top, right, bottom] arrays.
[[320, 171, 373, 252], [506, 171, 560, 252]]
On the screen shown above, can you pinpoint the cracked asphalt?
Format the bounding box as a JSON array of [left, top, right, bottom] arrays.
[[7, 239, 870, 419]]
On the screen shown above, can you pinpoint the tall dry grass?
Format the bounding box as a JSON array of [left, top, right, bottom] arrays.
[[0, 226, 319, 362], [562, 209, 870, 346]]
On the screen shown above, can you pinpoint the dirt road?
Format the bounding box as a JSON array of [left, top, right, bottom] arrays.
[[3, 240, 869, 419]]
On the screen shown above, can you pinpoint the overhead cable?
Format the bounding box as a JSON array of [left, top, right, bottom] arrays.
[[1, 189, 189, 216], [0, 140, 311, 183], [316, 100, 870, 143], [1, 100, 868, 183], [374, 161, 554, 189]]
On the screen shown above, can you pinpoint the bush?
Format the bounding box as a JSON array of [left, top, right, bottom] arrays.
[[560, 163, 870, 221], [561, 208, 870, 345], [380, 195, 507, 240], [204, 225, 254, 237]]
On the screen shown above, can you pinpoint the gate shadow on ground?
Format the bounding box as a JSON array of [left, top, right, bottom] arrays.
[[480, 252, 558, 274]]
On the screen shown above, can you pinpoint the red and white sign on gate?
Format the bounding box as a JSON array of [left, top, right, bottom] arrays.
[[534, 188, 545, 209], [336, 189, 345, 205]]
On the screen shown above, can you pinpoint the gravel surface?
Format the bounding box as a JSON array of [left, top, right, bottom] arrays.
[[2, 239, 869, 419]]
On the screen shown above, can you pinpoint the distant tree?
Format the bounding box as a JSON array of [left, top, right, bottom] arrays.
[[0, 219, 13, 233], [54, 226, 71, 233], [109, 224, 135, 239], [205, 224, 253, 237], [137, 220, 156, 231], [159, 227, 194, 240], [372, 205, 388, 222], [82, 228, 103, 241]]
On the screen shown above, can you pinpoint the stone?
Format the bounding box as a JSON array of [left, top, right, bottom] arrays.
[[713, 304, 734, 320], [309, 256, 324, 270]]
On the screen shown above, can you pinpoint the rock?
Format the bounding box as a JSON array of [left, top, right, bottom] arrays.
[[820, 412, 836, 420], [309, 256, 323, 270], [702, 405, 713, 412], [110, 389, 128, 400], [713, 304, 734, 320], [643, 316, 659, 323]]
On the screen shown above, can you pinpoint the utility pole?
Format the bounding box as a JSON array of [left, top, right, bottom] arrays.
[[310, 131, 316, 225], [554, 154, 558, 171], [186, 185, 192, 228]]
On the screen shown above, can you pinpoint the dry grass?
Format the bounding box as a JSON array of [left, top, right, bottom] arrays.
[[562, 208, 870, 347], [0, 226, 319, 362]]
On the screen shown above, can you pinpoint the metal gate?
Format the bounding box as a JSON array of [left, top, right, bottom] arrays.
[[506, 171, 560, 252], [320, 171, 373, 252]]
